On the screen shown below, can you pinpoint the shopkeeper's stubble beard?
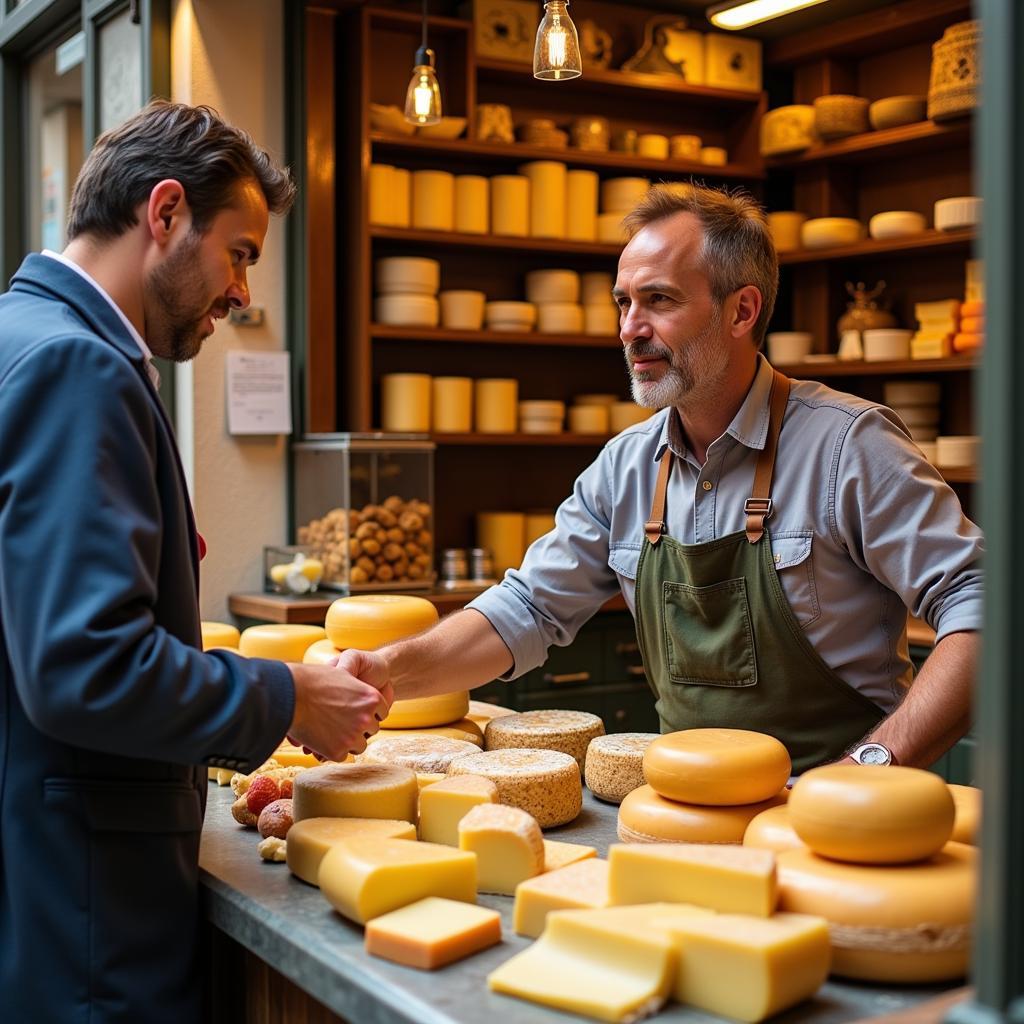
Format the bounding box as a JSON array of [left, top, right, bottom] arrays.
[[626, 302, 728, 409]]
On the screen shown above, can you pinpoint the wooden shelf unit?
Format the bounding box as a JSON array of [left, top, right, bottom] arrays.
[[778, 229, 974, 265], [371, 324, 620, 349], [370, 225, 622, 257], [432, 432, 612, 447], [775, 355, 977, 377]]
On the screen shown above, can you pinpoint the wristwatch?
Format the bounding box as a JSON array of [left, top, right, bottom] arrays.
[[850, 742, 897, 766]]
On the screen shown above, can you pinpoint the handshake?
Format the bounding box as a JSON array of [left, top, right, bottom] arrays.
[[286, 648, 395, 762]]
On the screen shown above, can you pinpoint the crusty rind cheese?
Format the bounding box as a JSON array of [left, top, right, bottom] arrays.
[[286, 817, 417, 886], [459, 803, 545, 895], [447, 748, 582, 828], [743, 804, 806, 854], [360, 735, 480, 774], [584, 733, 657, 803], [513, 858, 610, 938], [366, 718, 484, 748], [292, 763, 419, 824], [948, 784, 980, 845], [484, 710, 605, 771], [379, 692, 470, 730]]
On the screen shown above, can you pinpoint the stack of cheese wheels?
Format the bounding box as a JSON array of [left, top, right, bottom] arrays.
[[483, 709, 605, 772], [779, 764, 973, 982], [584, 733, 658, 804], [618, 729, 791, 844]]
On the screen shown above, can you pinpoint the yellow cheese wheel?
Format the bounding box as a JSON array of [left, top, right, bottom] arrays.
[[788, 765, 955, 865], [201, 621, 240, 650], [948, 784, 980, 845], [325, 595, 438, 650], [379, 691, 470, 729], [366, 718, 484, 748], [743, 804, 805, 853], [643, 729, 791, 806], [238, 624, 327, 661], [286, 817, 417, 886], [302, 638, 342, 665], [777, 843, 976, 982], [292, 763, 419, 824], [618, 784, 787, 844]]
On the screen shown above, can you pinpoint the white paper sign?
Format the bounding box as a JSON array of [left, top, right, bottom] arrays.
[[226, 351, 292, 435]]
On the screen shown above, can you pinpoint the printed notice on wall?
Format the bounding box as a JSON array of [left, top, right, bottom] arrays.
[[226, 351, 292, 435]]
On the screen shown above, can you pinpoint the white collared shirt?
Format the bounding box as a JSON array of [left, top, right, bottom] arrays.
[[41, 249, 161, 389]]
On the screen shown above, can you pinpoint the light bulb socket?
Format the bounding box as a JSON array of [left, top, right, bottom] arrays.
[[414, 45, 435, 68]]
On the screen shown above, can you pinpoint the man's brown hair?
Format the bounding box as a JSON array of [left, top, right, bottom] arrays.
[[67, 100, 295, 240], [622, 183, 779, 347]]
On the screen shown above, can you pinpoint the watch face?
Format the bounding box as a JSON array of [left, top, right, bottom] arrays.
[[857, 744, 890, 765]]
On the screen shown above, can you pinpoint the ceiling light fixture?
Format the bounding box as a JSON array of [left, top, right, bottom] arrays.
[[707, 0, 830, 31], [404, 0, 442, 125], [534, 0, 582, 81]]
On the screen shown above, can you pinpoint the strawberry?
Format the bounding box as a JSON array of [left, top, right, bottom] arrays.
[[279, 778, 294, 799], [246, 775, 281, 816]]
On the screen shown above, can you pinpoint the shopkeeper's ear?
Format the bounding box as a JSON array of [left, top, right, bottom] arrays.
[[146, 179, 191, 246], [729, 285, 762, 340]]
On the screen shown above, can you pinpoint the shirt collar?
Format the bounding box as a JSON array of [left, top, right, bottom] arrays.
[[41, 249, 161, 390]]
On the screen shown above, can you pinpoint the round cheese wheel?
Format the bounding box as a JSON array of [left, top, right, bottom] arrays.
[[286, 817, 417, 886], [238, 624, 327, 662], [584, 733, 658, 804], [617, 784, 788, 844], [484, 710, 605, 771], [292, 763, 418, 824], [777, 843, 976, 983], [447, 748, 582, 828], [743, 804, 805, 853], [360, 736, 480, 774], [465, 700, 517, 730], [324, 595, 438, 650], [788, 765, 955, 865], [302, 638, 342, 665], [201, 621, 240, 651], [948, 784, 980, 845], [366, 718, 484, 748], [643, 729, 791, 806], [379, 691, 470, 729]]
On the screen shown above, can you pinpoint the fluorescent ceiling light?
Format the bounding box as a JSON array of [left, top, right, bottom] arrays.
[[707, 0, 830, 30]]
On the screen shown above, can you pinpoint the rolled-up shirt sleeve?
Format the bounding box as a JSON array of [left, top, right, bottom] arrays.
[[467, 447, 621, 679]]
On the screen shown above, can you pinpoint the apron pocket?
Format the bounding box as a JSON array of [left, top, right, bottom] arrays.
[[663, 577, 757, 687]]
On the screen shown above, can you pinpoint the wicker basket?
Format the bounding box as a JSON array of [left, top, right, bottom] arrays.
[[928, 20, 981, 122], [813, 95, 870, 140]]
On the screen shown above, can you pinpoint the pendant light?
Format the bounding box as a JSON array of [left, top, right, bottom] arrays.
[[404, 0, 442, 125], [533, 0, 582, 81], [707, 0, 830, 30]]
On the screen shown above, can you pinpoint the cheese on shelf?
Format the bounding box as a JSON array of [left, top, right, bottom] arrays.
[[319, 837, 478, 925], [360, 735, 480, 774], [666, 912, 831, 1022], [238, 624, 328, 662], [286, 817, 417, 886], [418, 774, 499, 846], [324, 594, 438, 651], [584, 733, 657, 804], [379, 692, 470, 730], [365, 896, 501, 969], [743, 805, 805, 853], [543, 839, 597, 872], [484, 710, 605, 771], [459, 803, 545, 895], [609, 843, 777, 916], [948, 784, 981, 845], [618, 784, 787, 844], [465, 699, 516, 731], [366, 718, 484, 748], [777, 843, 976, 982], [643, 729, 791, 806], [292, 763, 418, 824], [513, 858, 610, 938], [201, 621, 240, 651], [447, 749, 582, 828], [788, 765, 955, 864]]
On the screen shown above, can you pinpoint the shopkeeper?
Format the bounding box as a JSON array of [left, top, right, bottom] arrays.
[[378, 184, 983, 773]]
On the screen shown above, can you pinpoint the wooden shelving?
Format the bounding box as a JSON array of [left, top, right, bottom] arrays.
[[432, 432, 611, 447], [371, 325, 620, 349], [776, 355, 977, 377], [939, 466, 979, 483], [778, 229, 975, 266], [370, 225, 621, 257]]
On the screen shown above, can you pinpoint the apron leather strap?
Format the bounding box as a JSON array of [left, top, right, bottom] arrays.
[[745, 369, 791, 544], [645, 447, 673, 545]]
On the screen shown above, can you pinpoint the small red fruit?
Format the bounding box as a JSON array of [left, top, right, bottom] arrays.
[[246, 775, 281, 816], [280, 778, 294, 799], [258, 798, 294, 840]]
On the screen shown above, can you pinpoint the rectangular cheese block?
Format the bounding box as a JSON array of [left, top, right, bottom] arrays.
[[514, 859, 610, 938], [912, 335, 953, 359], [365, 896, 501, 969], [543, 838, 597, 872], [609, 843, 777, 916], [318, 837, 477, 924], [665, 912, 831, 1021], [915, 299, 961, 321], [286, 817, 417, 887], [418, 774, 498, 846]]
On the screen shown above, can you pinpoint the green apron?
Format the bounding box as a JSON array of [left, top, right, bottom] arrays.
[[634, 370, 884, 773]]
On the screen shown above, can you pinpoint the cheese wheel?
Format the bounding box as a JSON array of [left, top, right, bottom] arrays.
[[584, 733, 657, 804], [379, 691, 470, 729], [777, 844, 976, 982], [484, 710, 605, 771], [361, 736, 480, 774], [302, 638, 342, 665], [201, 621, 239, 651], [948, 784, 980, 845], [286, 817, 416, 886], [324, 594, 438, 651], [643, 729, 791, 806], [366, 718, 484, 748], [465, 700, 516, 730], [788, 765, 955, 865], [292, 763, 418, 824], [238, 624, 327, 662], [618, 784, 787, 844], [447, 749, 582, 828], [743, 804, 805, 853]]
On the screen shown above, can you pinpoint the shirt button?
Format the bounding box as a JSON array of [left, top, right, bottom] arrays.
[[702, 481, 713, 491]]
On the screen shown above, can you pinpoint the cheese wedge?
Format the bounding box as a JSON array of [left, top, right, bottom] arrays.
[[286, 817, 417, 885], [459, 803, 545, 895], [418, 774, 499, 846], [514, 859, 610, 938], [543, 838, 597, 872]]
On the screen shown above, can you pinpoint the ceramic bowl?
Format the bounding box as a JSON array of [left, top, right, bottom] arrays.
[[369, 103, 416, 136], [417, 116, 467, 140]]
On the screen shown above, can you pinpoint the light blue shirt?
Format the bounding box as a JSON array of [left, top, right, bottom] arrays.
[[469, 355, 984, 712]]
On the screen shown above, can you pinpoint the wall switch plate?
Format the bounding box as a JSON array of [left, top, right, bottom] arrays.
[[229, 307, 265, 327]]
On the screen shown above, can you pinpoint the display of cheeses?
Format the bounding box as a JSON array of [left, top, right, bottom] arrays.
[[483, 709, 606, 770]]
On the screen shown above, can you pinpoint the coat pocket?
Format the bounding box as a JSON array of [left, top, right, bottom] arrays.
[[769, 531, 821, 627]]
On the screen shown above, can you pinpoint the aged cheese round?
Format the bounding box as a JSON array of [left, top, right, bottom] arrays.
[[447, 749, 582, 828], [360, 736, 480, 774], [777, 844, 976, 982], [743, 804, 805, 853], [366, 718, 484, 748], [302, 638, 342, 665], [379, 691, 470, 729], [948, 784, 980, 845], [788, 765, 955, 865], [484, 710, 605, 771], [643, 729, 791, 806], [584, 733, 658, 804], [466, 700, 516, 731], [201, 621, 240, 651], [617, 784, 788, 844], [286, 817, 417, 886], [238, 624, 327, 662], [292, 763, 418, 824], [324, 594, 439, 651]]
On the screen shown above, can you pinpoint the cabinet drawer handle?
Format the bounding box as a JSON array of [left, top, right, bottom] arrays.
[[615, 642, 640, 655], [543, 671, 591, 685], [626, 665, 647, 677], [614, 709, 627, 722]]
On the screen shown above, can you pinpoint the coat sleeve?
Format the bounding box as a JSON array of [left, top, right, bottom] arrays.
[[0, 333, 294, 770]]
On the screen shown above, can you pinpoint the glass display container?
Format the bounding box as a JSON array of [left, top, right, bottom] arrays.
[[263, 544, 323, 595], [292, 434, 436, 593]]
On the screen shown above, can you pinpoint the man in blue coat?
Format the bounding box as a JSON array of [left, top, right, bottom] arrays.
[[0, 102, 391, 1022]]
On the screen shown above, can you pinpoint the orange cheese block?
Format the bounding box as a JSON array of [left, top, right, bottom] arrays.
[[960, 299, 985, 318], [325, 594, 438, 650], [960, 316, 985, 334], [948, 784, 981, 845], [743, 804, 805, 853], [953, 332, 983, 352]]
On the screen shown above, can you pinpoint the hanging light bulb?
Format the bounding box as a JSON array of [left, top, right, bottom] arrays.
[[404, 0, 442, 125], [534, 0, 582, 81]]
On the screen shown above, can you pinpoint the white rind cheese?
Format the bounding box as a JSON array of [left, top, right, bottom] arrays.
[[360, 735, 480, 774], [584, 733, 658, 804], [484, 710, 605, 771]]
